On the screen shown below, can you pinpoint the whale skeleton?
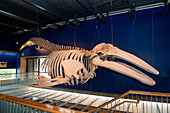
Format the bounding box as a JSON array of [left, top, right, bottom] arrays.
[[20, 37, 159, 87]]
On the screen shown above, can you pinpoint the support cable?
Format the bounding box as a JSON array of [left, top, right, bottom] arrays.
[[74, 27, 77, 47], [96, 19, 101, 43], [74, 14, 77, 47], [92, 14, 101, 48], [110, 1, 114, 44], [92, 19, 97, 48], [152, 8, 155, 66], [35, 7, 40, 36]]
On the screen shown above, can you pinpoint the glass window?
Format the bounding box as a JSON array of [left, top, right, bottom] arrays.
[[39, 57, 49, 78], [27, 59, 33, 72], [40, 58, 47, 72], [26, 57, 50, 78], [34, 59, 38, 72], [27, 58, 39, 72], [0, 69, 16, 80]]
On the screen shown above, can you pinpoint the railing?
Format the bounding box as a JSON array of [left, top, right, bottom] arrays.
[[1, 73, 170, 113], [0, 93, 84, 113], [102, 99, 140, 113], [0, 72, 48, 89], [89, 90, 170, 113]]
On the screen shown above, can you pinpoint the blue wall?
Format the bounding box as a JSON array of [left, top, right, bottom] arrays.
[[0, 52, 17, 69], [0, 37, 18, 71], [20, 6, 170, 94]]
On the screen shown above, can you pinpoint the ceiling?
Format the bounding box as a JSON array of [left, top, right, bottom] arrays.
[[0, 0, 169, 38]]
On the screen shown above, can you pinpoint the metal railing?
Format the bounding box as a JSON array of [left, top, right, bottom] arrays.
[[89, 90, 170, 113], [0, 93, 84, 113], [1, 72, 170, 113], [0, 72, 48, 89]]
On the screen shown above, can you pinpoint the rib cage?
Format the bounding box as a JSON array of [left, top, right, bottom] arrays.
[[20, 37, 97, 86], [41, 50, 97, 85]]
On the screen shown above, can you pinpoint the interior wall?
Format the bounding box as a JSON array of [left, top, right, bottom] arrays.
[[0, 52, 17, 69], [19, 6, 170, 94]]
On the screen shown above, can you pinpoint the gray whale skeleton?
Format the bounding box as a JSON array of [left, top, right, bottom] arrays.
[[20, 37, 159, 87]]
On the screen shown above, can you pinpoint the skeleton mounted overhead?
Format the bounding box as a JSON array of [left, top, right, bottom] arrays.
[[20, 37, 159, 87]]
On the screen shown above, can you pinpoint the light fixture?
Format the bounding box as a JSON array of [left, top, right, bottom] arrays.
[[96, 13, 105, 24], [68, 19, 81, 27], [129, 8, 136, 21], [46, 24, 61, 30]]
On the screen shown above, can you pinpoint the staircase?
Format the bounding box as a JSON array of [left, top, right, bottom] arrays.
[[1, 87, 170, 113], [0, 86, 114, 112]]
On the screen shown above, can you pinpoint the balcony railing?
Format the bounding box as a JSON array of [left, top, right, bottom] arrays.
[[0, 93, 84, 113], [89, 90, 170, 113], [0, 72, 170, 113]]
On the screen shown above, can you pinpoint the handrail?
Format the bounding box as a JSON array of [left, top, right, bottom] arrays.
[[102, 99, 140, 113], [0, 93, 84, 113], [89, 90, 131, 113], [89, 90, 170, 112], [128, 90, 170, 97]]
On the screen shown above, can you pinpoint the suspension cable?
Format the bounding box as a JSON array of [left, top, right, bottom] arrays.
[[92, 14, 101, 48], [110, 0, 114, 44], [96, 19, 101, 43], [35, 7, 40, 36], [92, 23, 96, 48], [152, 9, 155, 66], [74, 27, 77, 47]]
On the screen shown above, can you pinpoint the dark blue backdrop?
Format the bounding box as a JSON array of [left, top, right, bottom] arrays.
[[0, 52, 17, 69], [19, 6, 170, 94]]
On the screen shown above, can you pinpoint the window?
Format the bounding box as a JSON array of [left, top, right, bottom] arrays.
[[27, 58, 38, 72], [39, 57, 49, 78], [27, 57, 50, 78], [0, 69, 16, 80], [40, 58, 47, 72]]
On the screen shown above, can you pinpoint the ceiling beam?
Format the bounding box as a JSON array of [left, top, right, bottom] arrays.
[[0, 30, 14, 38], [0, 36, 19, 41], [76, 0, 106, 23], [0, 30, 10, 34], [0, 15, 39, 30], [92, 0, 117, 8], [22, 0, 69, 21], [0, 23, 24, 30], [0, 10, 41, 25], [22, 0, 81, 28], [72, 0, 117, 17], [128, 0, 134, 8], [0, 1, 46, 25], [76, 0, 96, 15]]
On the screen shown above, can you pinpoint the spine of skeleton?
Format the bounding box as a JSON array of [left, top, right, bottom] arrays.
[[20, 37, 85, 52]]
